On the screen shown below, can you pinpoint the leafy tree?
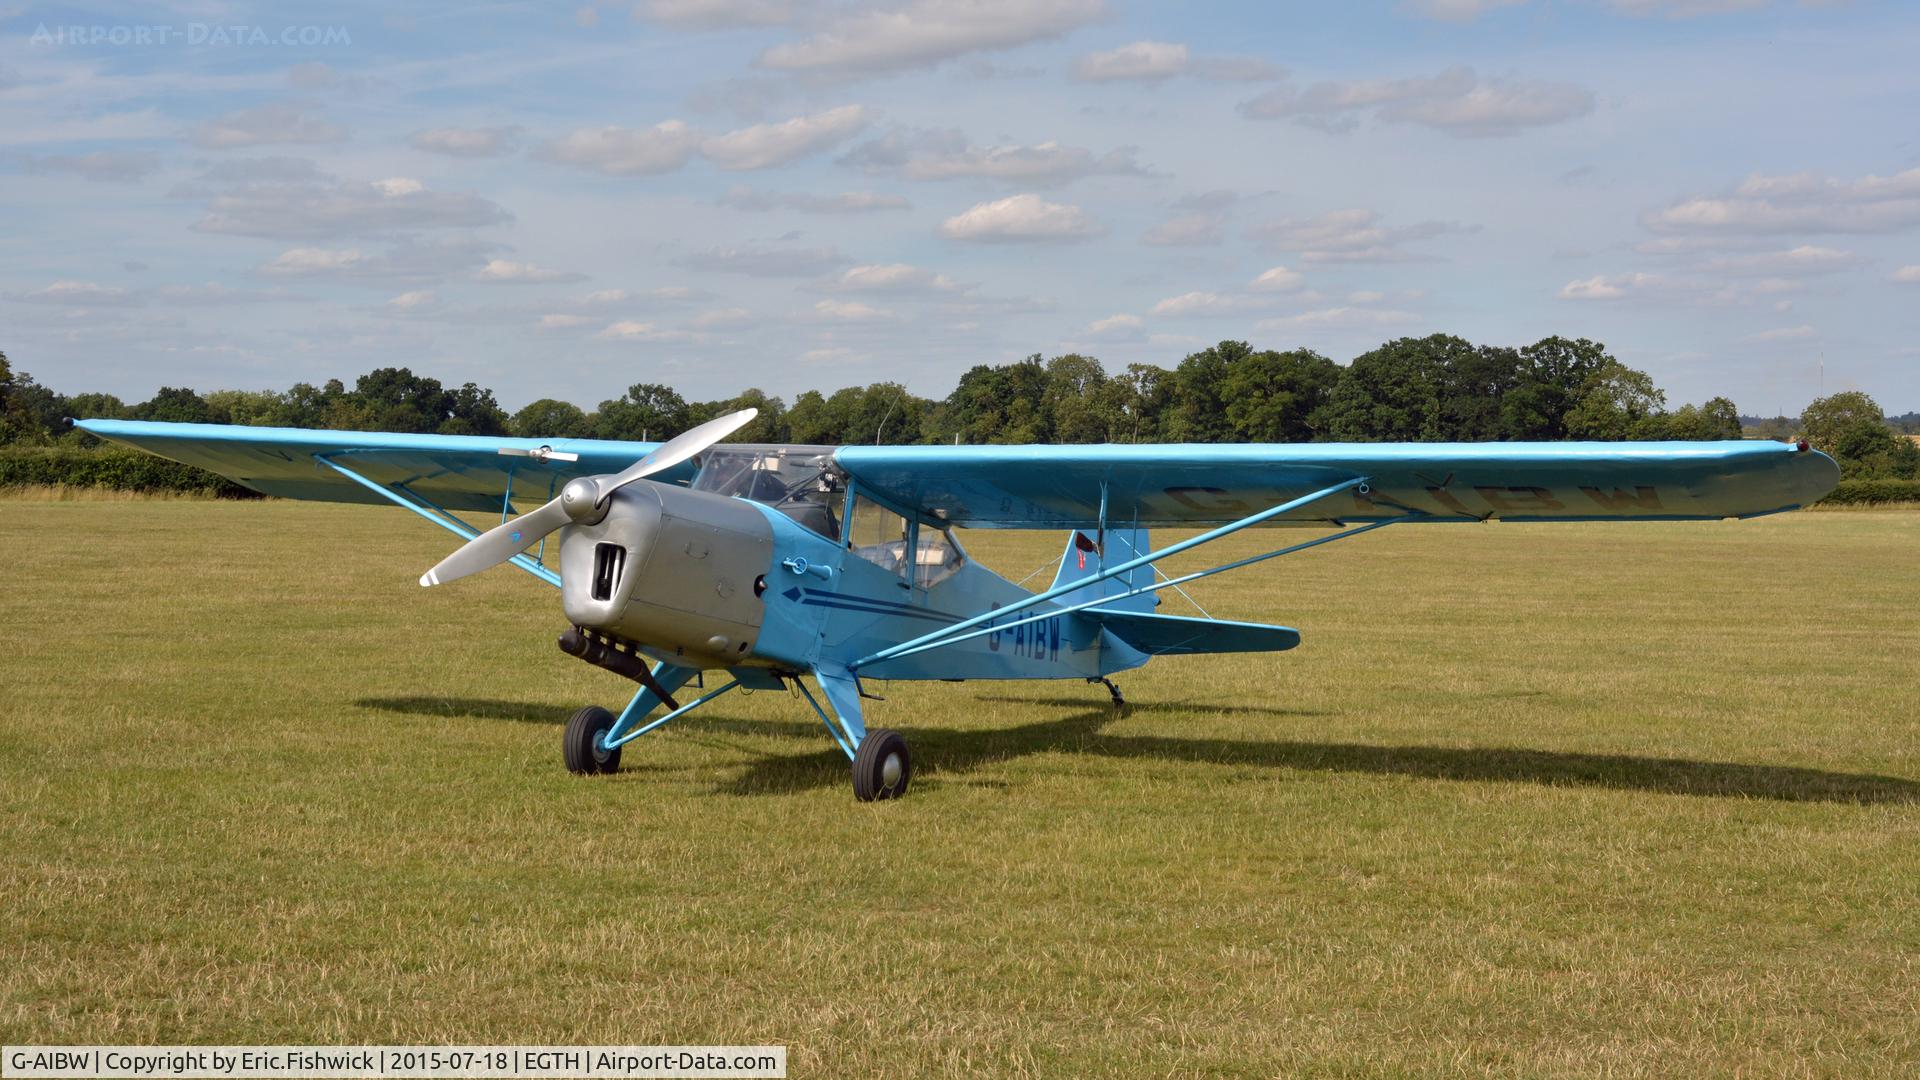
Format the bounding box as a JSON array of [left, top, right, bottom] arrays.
[[1653, 396, 1742, 440], [1320, 335, 1466, 441], [829, 383, 922, 445], [262, 380, 346, 429], [1, 354, 72, 443], [785, 390, 833, 444], [350, 367, 452, 433], [1166, 341, 1252, 442], [686, 388, 791, 443], [1799, 391, 1886, 454], [203, 389, 283, 427], [1563, 360, 1666, 440], [936, 356, 1049, 444], [133, 386, 212, 425], [594, 382, 690, 441], [1437, 344, 1526, 441], [1103, 363, 1174, 443], [1797, 391, 1904, 479], [511, 398, 591, 439], [66, 392, 127, 420], [1222, 348, 1341, 443], [1502, 337, 1612, 440], [441, 382, 510, 436], [1043, 353, 1112, 443], [1890, 437, 1920, 480]]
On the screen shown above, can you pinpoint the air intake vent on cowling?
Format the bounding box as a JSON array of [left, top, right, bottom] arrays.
[[590, 543, 626, 601]]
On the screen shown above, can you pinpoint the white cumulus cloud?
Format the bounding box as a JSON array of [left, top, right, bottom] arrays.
[[814, 298, 892, 320], [1239, 65, 1593, 137], [1403, 0, 1530, 21], [1142, 213, 1225, 246], [1249, 265, 1305, 291], [756, 0, 1105, 74], [1249, 208, 1467, 263], [14, 280, 139, 306], [473, 259, 587, 284], [938, 193, 1104, 242], [1074, 41, 1190, 82], [409, 126, 522, 157], [841, 128, 1148, 186], [1642, 168, 1920, 236], [189, 102, 347, 148], [1557, 272, 1663, 300], [701, 105, 870, 170], [718, 185, 910, 213], [1085, 313, 1143, 336], [1151, 291, 1243, 316], [1742, 324, 1816, 342], [259, 248, 367, 275], [832, 263, 963, 292], [537, 120, 702, 176], [636, 0, 807, 27]]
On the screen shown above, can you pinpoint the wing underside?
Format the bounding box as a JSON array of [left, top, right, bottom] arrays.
[[835, 441, 1840, 528], [75, 419, 680, 512]]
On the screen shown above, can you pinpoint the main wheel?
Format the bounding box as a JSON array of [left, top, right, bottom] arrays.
[[563, 705, 622, 775], [851, 728, 910, 801]]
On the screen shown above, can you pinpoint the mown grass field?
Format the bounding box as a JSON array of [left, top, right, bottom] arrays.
[[1, 496, 1915, 1076]]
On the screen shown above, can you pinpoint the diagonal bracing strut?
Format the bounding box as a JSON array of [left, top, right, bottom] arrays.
[[850, 476, 1374, 672]]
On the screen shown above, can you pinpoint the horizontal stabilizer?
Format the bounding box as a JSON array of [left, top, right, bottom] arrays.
[[1081, 609, 1300, 656]]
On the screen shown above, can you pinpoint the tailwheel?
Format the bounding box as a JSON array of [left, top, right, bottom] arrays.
[[563, 705, 622, 775], [851, 728, 911, 801]]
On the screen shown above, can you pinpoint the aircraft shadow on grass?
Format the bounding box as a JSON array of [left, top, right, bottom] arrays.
[[356, 695, 1920, 806]]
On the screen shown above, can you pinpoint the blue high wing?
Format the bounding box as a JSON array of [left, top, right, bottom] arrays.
[[834, 441, 1840, 527], [75, 419, 680, 512]]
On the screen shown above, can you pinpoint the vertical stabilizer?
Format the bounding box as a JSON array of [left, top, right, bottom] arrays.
[[1048, 528, 1156, 613]]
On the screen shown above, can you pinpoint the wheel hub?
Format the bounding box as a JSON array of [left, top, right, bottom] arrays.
[[880, 751, 903, 789]]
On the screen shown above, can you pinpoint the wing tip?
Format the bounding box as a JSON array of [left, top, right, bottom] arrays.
[[419, 571, 439, 588]]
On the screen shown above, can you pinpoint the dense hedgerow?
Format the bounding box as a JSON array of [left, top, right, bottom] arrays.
[[0, 446, 259, 498]]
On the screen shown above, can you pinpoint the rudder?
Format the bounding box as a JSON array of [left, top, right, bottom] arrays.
[[1048, 528, 1155, 613]]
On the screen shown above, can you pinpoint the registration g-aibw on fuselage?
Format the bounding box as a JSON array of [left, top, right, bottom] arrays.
[[80, 412, 1839, 801]]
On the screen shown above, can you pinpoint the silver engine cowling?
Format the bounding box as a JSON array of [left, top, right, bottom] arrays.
[[558, 481, 773, 669]]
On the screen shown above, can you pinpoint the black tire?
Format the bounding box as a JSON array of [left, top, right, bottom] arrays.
[[851, 728, 910, 801], [563, 705, 621, 775]]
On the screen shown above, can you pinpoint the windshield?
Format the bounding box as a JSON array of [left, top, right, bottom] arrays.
[[691, 444, 843, 540]]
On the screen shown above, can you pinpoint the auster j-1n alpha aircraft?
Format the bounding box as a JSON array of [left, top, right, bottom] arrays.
[[80, 413, 1839, 800]]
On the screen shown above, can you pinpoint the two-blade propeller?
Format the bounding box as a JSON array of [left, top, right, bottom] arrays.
[[419, 408, 758, 588]]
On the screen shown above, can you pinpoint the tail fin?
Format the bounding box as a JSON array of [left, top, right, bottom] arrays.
[[1049, 528, 1155, 613]]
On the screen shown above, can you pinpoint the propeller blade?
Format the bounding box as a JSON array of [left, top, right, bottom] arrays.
[[587, 407, 758, 503], [420, 408, 757, 588], [419, 496, 574, 588]]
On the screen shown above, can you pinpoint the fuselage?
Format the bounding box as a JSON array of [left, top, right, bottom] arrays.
[[554, 448, 1144, 683]]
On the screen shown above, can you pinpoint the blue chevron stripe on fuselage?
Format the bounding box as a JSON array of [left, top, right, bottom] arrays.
[[781, 586, 964, 625]]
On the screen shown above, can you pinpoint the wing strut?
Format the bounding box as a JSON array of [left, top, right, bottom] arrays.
[[850, 476, 1377, 672], [313, 453, 562, 588]]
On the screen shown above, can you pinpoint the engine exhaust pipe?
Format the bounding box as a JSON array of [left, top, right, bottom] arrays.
[[557, 626, 681, 710]]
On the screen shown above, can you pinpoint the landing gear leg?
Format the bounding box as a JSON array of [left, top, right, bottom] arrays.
[[1091, 676, 1126, 712]]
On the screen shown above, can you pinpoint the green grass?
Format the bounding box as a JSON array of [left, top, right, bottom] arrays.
[[2, 498, 1915, 1077]]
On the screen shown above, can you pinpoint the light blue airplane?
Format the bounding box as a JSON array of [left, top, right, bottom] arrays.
[[79, 413, 1838, 800]]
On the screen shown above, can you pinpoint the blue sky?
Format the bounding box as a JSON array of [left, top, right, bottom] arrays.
[[2, 0, 1915, 416]]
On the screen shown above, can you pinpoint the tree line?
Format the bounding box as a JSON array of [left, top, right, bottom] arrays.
[[2, 334, 1914, 484]]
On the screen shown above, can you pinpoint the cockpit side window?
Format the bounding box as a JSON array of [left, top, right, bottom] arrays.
[[690, 444, 842, 541], [911, 527, 965, 588], [847, 495, 910, 578]]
